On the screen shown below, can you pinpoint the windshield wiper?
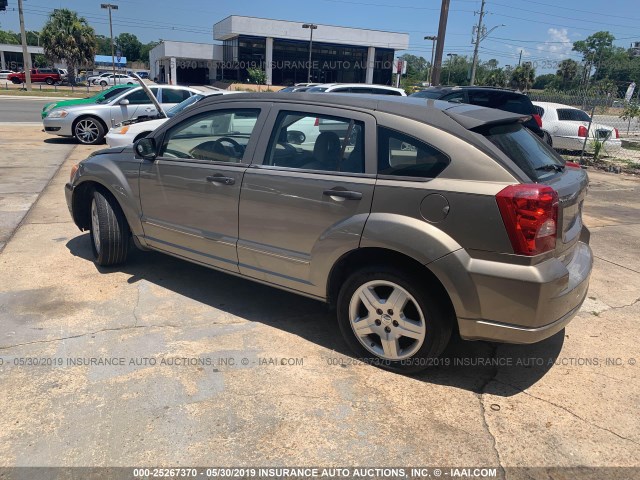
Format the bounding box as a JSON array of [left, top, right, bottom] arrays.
[[535, 164, 564, 173]]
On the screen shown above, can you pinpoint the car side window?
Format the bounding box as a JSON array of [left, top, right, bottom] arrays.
[[160, 108, 260, 163], [442, 92, 466, 103], [377, 127, 450, 179], [124, 88, 159, 105], [263, 111, 365, 174], [162, 89, 191, 103]]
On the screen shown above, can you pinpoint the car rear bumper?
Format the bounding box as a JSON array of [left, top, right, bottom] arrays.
[[553, 136, 621, 151], [429, 240, 593, 344]]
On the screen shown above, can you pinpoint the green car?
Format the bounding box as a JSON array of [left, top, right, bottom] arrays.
[[41, 84, 134, 119]]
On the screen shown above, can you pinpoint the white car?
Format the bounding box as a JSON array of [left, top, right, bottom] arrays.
[[0, 69, 15, 80], [306, 83, 406, 96], [106, 91, 237, 147], [533, 101, 621, 152], [87, 72, 111, 84], [95, 74, 137, 87]]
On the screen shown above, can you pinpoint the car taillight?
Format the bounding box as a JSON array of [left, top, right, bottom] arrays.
[[532, 113, 542, 128], [496, 184, 559, 256], [578, 125, 588, 137], [614, 128, 619, 139], [565, 161, 581, 168], [314, 117, 319, 126]]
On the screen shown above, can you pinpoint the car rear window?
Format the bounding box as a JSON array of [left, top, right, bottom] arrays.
[[468, 91, 534, 115], [557, 108, 591, 122], [410, 90, 443, 99], [307, 87, 328, 92], [482, 123, 564, 180]]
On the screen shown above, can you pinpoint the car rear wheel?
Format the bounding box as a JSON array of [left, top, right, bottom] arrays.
[[543, 131, 553, 147], [45, 77, 54, 85], [90, 189, 130, 266], [74, 117, 105, 145], [337, 266, 452, 373], [100, 80, 107, 87], [11, 78, 21, 84]]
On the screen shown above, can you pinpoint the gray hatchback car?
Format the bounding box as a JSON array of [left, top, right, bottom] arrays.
[[65, 93, 592, 372]]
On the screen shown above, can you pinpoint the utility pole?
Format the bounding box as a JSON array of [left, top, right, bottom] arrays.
[[302, 23, 317, 84], [518, 50, 523, 66], [431, 0, 451, 86], [424, 35, 437, 86], [18, 0, 32, 91], [101, 4, 119, 78], [469, 0, 486, 86]]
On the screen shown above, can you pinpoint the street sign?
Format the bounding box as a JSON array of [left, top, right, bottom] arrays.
[[393, 59, 407, 75], [116, 50, 122, 63]]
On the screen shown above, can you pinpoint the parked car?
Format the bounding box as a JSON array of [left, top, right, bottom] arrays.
[[7, 68, 61, 85], [0, 69, 15, 80], [65, 93, 592, 372], [43, 85, 201, 144], [307, 83, 406, 96], [105, 90, 237, 147], [533, 101, 621, 151], [410, 87, 544, 138], [42, 84, 134, 119], [56, 68, 68, 81], [278, 86, 312, 93], [87, 72, 111, 85], [95, 74, 137, 87]]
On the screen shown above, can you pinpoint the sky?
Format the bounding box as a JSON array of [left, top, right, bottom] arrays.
[[0, 0, 638, 73]]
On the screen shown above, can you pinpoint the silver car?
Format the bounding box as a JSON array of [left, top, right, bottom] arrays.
[[65, 93, 593, 372], [43, 85, 201, 145]]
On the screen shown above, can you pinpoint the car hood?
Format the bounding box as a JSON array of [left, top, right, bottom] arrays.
[[44, 97, 97, 111], [90, 145, 127, 157]]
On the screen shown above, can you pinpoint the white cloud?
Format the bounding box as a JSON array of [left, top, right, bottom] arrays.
[[537, 28, 574, 59]]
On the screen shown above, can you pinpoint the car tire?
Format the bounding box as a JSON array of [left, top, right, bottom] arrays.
[[74, 117, 106, 145], [336, 266, 453, 373], [11, 78, 21, 84], [89, 189, 130, 266], [100, 80, 107, 87], [543, 131, 553, 147], [45, 77, 54, 85]]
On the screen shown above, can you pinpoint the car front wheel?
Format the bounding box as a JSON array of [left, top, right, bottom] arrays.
[[45, 77, 54, 85], [90, 189, 130, 266], [337, 266, 452, 373], [100, 80, 107, 87], [74, 117, 105, 145]]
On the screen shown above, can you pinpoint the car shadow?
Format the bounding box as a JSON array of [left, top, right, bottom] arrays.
[[66, 233, 564, 396], [44, 137, 79, 145]]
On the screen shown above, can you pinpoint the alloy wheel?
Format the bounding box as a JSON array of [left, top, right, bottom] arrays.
[[76, 119, 100, 144], [348, 280, 426, 360]]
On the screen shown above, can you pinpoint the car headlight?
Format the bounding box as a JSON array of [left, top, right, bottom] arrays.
[[48, 109, 68, 118], [43, 103, 56, 113]]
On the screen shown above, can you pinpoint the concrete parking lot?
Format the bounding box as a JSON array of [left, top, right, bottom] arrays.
[[0, 125, 638, 475]]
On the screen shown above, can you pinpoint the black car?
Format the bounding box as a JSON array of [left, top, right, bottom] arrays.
[[410, 87, 543, 138]]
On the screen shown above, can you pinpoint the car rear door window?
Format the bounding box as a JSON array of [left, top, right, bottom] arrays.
[[124, 88, 159, 105], [442, 91, 466, 103], [162, 89, 192, 104], [377, 127, 450, 179], [160, 108, 260, 163], [263, 111, 365, 174], [557, 108, 591, 122]]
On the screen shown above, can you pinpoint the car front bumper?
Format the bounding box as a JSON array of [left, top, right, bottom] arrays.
[[105, 131, 135, 148], [430, 240, 593, 344], [43, 117, 73, 136]]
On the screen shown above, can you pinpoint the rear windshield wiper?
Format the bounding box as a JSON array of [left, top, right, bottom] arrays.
[[535, 164, 565, 173]]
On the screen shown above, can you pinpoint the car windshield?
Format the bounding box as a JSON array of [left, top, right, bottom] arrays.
[[167, 94, 205, 117], [306, 87, 328, 92], [96, 87, 131, 104], [410, 90, 444, 99], [557, 108, 591, 122], [482, 123, 564, 180]]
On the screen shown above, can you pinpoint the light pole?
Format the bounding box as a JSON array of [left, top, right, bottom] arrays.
[[101, 4, 119, 79], [302, 23, 317, 84], [446, 53, 457, 85], [18, 0, 31, 91], [424, 35, 437, 86]]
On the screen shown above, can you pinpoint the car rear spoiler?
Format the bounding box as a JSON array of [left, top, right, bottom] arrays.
[[132, 73, 166, 119], [442, 103, 530, 130]]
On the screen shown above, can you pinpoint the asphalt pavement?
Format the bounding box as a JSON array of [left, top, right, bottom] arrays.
[[0, 96, 73, 123]]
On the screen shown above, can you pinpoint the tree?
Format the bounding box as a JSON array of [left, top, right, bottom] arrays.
[[140, 41, 160, 64], [115, 33, 142, 62], [510, 64, 535, 91], [247, 67, 266, 85], [556, 59, 579, 89], [95, 35, 113, 56], [0, 29, 20, 44], [40, 9, 97, 85], [573, 31, 615, 84], [620, 102, 640, 135], [481, 69, 507, 87], [399, 53, 428, 80], [532, 73, 556, 90]]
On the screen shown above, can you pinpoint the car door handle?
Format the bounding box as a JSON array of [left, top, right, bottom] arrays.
[[323, 189, 362, 200], [206, 175, 235, 186]]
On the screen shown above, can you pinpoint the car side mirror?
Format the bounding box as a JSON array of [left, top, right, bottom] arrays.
[[134, 137, 157, 160], [119, 99, 130, 105]]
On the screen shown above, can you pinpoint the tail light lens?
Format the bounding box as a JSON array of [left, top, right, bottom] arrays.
[[314, 117, 319, 126], [496, 184, 559, 256], [578, 125, 588, 137], [532, 113, 542, 128], [565, 161, 581, 168], [614, 128, 619, 139]]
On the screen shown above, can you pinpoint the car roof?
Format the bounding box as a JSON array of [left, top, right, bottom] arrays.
[[316, 83, 403, 90], [532, 101, 582, 110], [415, 86, 523, 94], [196, 92, 528, 131]]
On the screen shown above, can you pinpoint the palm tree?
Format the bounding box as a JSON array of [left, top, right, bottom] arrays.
[[40, 9, 97, 85]]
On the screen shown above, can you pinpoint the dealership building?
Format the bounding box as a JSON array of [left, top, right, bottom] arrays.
[[149, 16, 409, 86]]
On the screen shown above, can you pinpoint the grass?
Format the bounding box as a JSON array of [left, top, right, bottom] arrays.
[[0, 89, 88, 98]]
